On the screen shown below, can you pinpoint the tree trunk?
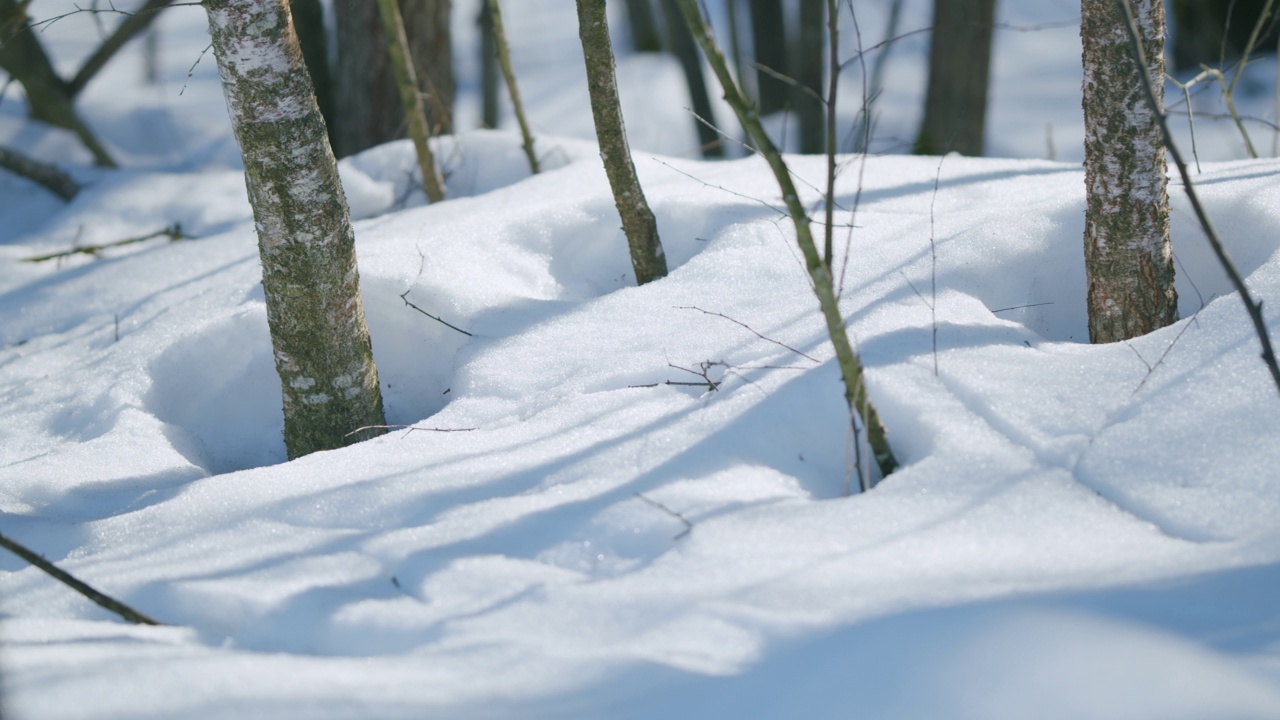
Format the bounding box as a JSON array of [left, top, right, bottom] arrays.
[[1081, 0, 1177, 343], [333, 0, 454, 158], [1170, 0, 1279, 71], [674, 0, 899, 484], [749, 0, 789, 115], [658, 0, 723, 157], [795, 0, 825, 154], [478, 0, 499, 129], [576, 0, 668, 286], [625, 0, 664, 53], [378, 0, 447, 201], [915, 0, 996, 156], [204, 0, 387, 459], [486, 0, 539, 174], [289, 0, 336, 149]]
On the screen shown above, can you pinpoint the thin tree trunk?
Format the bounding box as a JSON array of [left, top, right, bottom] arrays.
[[378, 0, 447, 202], [204, 0, 387, 458], [487, 0, 540, 174], [727, 0, 749, 101], [1082, 0, 1178, 343], [576, 0, 668, 286], [676, 0, 899, 484], [658, 0, 723, 157], [478, 0, 499, 129], [915, 0, 996, 156], [333, 0, 453, 158]]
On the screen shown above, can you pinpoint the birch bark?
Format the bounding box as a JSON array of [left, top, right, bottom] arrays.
[[204, 0, 387, 459], [1081, 0, 1177, 343]]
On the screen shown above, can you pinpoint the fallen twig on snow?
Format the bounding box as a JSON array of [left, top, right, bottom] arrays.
[[23, 223, 191, 262]]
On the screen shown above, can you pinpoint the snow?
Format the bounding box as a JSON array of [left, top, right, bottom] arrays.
[[3, 0, 1280, 718]]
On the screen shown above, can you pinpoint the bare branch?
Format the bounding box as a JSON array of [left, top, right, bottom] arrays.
[[23, 223, 189, 262], [0, 530, 163, 625], [676, 305, 819, 362], [0, 144, 79, 200]]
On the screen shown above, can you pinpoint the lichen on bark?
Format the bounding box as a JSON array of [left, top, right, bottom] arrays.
[[1081, 0, 1178, 343], [205, 0, 386, 459]]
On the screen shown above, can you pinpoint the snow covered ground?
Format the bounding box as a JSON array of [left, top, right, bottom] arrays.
[[2, 1, 1280, 718]]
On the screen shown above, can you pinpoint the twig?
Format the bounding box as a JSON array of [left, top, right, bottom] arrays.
[[634, 493, 692, 540], [345, 424, 476, 438], [398, 290, 472, 336], [676, 305, 819, 362], [651, 157, 785, 216], [928, 155, 943, 376], [1131, 308, 1204, 394], [990, 301, 1054, 314], [0, 144, 79, 200], [1117, 0, 1280, 394], [0, 530, 162, 625], [23, 223, 189, 262], [630, 360, 725, 392]]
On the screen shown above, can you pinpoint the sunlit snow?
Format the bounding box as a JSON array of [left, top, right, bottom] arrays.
[[3, 1, 1280, 719]]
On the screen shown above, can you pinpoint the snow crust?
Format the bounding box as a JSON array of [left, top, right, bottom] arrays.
[[3, 1, 1280, 718]]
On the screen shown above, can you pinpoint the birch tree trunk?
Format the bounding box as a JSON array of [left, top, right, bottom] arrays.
[[1081, 0, 1177, 343], [204, 0, 387, 459], [576, 0, 668, 286]]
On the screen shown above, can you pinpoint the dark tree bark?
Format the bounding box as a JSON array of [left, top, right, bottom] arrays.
[[576, 0, 668, 285], [658, 0, 723, 157], [478, 0, 499, 128], [289, 0, 336, 148], [333, 0, 454, 158], [379, 0, 447, 201], [795, 0, 825, 154], [749, 0, 789, 115], [915, 0, 997, 156], [204, 0, 387, 458], [0, 145, 79, 200], [625, 0, 664, 52], [1170, 0, 1279, 71], [1081, 0, 1177, 343]]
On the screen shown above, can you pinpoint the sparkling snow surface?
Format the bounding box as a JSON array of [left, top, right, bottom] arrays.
[[3, 1, 1280, 718]]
